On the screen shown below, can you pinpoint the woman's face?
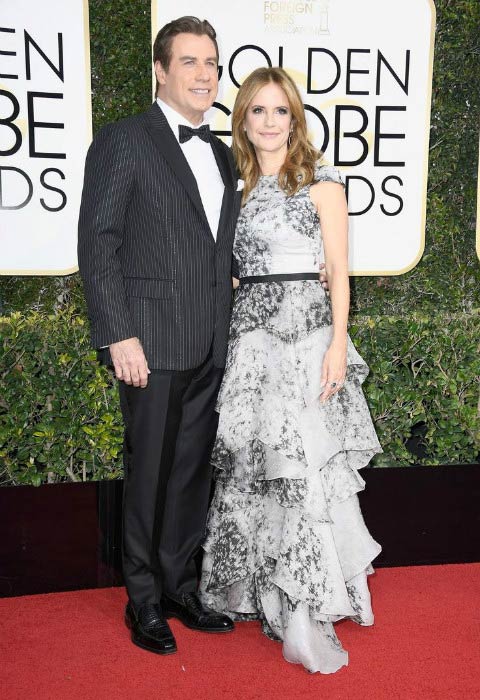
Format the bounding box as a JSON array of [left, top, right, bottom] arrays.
[[243, 82, 292, 157]]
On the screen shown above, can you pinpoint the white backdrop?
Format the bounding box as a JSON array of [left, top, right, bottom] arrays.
[[0, 0, 91, 275], [153, 0, 436, 275]]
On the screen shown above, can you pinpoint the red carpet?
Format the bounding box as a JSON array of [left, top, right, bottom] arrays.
[[1, 564, 479, 700]]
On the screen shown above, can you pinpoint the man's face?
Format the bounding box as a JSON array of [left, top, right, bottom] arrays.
[[155, 33, 219, 125]]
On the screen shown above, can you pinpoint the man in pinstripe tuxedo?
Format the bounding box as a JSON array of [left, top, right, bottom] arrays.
[[78, 17, 238, 654]]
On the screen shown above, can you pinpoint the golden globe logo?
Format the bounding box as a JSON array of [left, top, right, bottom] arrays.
[[153, 0, 435, 275], [0, 29, 67, 212], [0, 1, 91, 275]]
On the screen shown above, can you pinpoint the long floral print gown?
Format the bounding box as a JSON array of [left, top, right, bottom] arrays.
[[199, 165, 382, 674]]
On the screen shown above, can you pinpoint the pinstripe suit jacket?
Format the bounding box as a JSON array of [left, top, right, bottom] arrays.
[[78, 102, 241, 370]]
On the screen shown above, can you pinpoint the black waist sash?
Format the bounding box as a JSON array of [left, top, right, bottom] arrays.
[[239, 272, 320, 285]]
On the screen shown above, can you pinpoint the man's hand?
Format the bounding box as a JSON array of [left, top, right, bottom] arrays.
[[319, 263, 329, 291], [109, 337, 150, 388]]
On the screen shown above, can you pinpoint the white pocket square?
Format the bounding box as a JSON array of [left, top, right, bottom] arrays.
[[236, 179, 244, 191]]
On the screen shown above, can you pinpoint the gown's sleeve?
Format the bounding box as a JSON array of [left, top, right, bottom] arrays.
[[313, 163, 345, 187]]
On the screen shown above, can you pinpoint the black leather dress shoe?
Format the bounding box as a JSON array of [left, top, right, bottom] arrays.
[[125, 602, 177, 654], [163, 592, 234, 633]]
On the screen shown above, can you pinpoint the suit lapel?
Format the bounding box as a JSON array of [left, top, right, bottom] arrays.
[[144, 103, 211, 234], [209, 134, 233, 190], [210, 135, 236, 242]]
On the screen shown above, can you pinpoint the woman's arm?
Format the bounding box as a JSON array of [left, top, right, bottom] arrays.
[[310, 181, 349, 402]]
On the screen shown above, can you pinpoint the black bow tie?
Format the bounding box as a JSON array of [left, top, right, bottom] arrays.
[[178, 124, 211, 144]]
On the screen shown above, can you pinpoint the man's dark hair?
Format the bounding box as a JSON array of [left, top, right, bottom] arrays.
[[153, 16, 218, 95]]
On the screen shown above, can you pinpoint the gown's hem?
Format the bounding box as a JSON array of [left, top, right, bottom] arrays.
[[201, 563, 378, 623]]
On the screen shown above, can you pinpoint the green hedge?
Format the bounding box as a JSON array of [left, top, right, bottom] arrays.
[[0, 312, 123, 486], [0, 0, 479, 484], [0, 308, 478, 485], [351, 312, 480, 467]]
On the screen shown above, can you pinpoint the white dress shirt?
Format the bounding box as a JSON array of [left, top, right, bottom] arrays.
[[156, 98, 224, 240]]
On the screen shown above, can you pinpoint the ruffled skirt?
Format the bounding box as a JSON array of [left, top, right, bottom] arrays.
[[199, 281, 382, 674]]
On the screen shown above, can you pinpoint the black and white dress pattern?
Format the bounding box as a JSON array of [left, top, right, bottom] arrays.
[[199, 166, 382, 674]]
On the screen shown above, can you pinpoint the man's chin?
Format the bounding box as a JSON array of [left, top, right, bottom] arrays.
[[189, 102, 215, 117]]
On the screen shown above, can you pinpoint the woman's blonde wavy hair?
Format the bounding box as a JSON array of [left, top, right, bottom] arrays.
[[232, 67, 321, 204]]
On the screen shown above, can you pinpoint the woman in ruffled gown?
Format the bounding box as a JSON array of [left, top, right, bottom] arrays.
[[199, 67, 382, 674]]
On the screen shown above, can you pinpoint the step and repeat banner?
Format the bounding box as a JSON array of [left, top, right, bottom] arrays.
[[153, 0, 436, 275], [0, 0, 91, 275], [0, 0, 440, 275]]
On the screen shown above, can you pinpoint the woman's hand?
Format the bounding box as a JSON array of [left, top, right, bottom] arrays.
[[232, 277, 240, 289], [320, 340, 347, 402]]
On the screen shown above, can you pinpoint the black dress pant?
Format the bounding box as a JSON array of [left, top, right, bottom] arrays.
[[118, 352, 223, 605]]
